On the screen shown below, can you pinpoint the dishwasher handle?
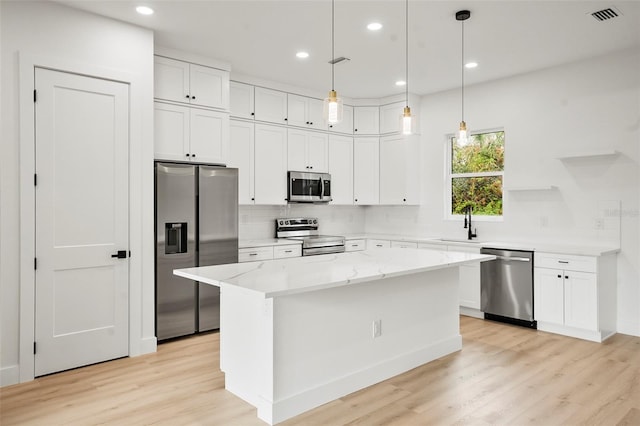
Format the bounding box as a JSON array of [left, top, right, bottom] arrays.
[[494, 255, 531, 262]]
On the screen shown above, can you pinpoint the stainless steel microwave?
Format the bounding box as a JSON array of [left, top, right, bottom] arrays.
[[288, 171, 332, 203]]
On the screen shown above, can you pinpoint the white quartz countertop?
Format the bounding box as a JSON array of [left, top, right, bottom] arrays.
[[239, 238, 303, 248], [342, 234, 619, 256], [175, 248, 495, 298]]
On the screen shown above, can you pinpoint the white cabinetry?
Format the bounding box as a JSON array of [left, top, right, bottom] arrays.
[[328, 135, 353, 205], [287, 129, 328, 173], [230, 81, 255, 119], [449, 245, 481, 311], [239, 246, 274, 262], [274, 244, 302, 259], [379, 101, 405, 135], [287, 94, 326, 130], [534, 251, 617, 342], [391, 241, 418, 249], [345, 239, 366, 251], [379, 134, 420, 205], [353, 106, 379, 135], [228, 120, 255, 204], [254, 87, 288, 124], [353, 137, 379, 205], [328, 105, 354, 135], [154, 56, 229, 110], [154, 102, 229, 164], [368, 239, 390, 249], [254, 124, 288, 205]]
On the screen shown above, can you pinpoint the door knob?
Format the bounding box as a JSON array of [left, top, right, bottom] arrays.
[[111, 250, 128, 259]]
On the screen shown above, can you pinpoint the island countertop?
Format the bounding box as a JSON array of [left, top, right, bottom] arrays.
[[174, 248, 495, 298]]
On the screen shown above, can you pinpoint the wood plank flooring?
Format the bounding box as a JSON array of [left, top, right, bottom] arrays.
[[1, 316, 639, 425]]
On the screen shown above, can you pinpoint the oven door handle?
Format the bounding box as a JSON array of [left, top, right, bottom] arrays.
[[495, 255, 530, 262]]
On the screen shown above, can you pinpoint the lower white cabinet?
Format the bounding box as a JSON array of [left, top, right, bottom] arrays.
[[353, 138, 379, 205], [154, 102, 229, 164], [449, 245, 481, 311], [390, 241, 418, 249], [273, 244, 302, 259], [239, 246, 274, 262], [368, 239, 390, 249], [534, 251, 617, 342], [254, 124, 287, 205], [345, 239, 366, 251]]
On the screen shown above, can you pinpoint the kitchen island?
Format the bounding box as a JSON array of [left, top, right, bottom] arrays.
[[175, 248, 494, 425]]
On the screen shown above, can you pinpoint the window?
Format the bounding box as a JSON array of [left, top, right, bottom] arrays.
[[448, 130, 504, 218]]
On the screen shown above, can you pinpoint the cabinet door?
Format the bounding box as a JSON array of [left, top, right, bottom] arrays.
[[353, 137, 379, 205], [287, 129, 308, 172], [154, 56, 190, 104], [353, 106, 379, 135], [287, 94, 308, 128], [189, 64, 229, 110], [328, 135, 353, 205], [379, 134, 419, 205], [229, 120, 255, 204], [189, 108, 229, 165], [328, 105, 353, 134], [154, 102, 189, 161], [459, 264, 481, 309], [307, 98, 326, 131], [230, 81, 255, 119], [379, 102, 405, 134], [307, 132, 328, 172], [564, 271, 598, 331], [254, 124, 287, 205], [254, 87, 288, 124], [534, 268, 564, 325]]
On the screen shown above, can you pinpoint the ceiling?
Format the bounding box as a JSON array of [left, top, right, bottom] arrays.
[[56, 0, 640, 99]]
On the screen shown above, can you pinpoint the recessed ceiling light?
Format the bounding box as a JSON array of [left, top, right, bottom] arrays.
[[465, 62, 478, 69], [296, 51, 309, 59], [136, 6, 154, 15], [367, 22, 383, 31], [395, 80, 406, 86]]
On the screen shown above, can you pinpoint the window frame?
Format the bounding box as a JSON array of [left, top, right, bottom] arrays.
[[444, 128, 505, 222]]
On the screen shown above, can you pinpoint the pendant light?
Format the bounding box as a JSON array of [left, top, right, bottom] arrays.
[[456, 10, 471, 144], [323, 0, 343, 124], [400, 0, 413, 135]]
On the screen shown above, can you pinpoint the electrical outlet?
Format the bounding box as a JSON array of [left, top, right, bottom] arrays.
[[372, 319, 382, 338], [595, 218, 605, 230]]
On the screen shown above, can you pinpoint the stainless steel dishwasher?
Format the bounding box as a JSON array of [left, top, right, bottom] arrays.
[[480, 247, 536, 328]]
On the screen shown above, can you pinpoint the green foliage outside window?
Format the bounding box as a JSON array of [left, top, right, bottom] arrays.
[[451, 131, 504, 216]]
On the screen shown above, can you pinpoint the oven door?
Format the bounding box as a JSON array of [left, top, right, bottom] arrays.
[[288, 171, 331, 203]]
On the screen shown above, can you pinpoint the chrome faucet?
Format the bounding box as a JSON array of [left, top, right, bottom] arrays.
[[464, 206, 477, 240]]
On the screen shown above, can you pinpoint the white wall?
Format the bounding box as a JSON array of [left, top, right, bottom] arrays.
[[1, 1, 155, 385], [365, 49, 640, 337]]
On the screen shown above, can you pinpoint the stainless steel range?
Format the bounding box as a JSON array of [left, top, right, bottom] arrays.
[[276, 217, 345, 256]]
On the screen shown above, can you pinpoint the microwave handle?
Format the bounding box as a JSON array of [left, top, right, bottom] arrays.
[[320, 177, 324, 199]]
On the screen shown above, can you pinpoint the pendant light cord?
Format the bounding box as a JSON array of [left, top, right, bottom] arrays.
[[331, 0, 335, 91], [405, 0, 409, 107], [461, 18, 465, 122]]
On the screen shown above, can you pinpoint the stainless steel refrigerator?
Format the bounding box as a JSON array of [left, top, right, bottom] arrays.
[[155, 162, 238, 341]]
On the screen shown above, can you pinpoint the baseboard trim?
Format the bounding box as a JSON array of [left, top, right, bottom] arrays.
[[459, 306, 483, 319], [257, 334, 462, 425], [1, 365, 20, 387], [135, 336, 157, 356]]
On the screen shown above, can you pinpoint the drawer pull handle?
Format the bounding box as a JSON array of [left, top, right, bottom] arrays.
[[284, 250, 292, 253], [249, 253, 257, 256], [351, 244, 358, 247], [558, 260, 569, 264]]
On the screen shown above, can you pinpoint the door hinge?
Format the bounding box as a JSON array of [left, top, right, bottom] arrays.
[[34, 258, 37, 270], [33, 90, 37, 103], [33, 342, 37, 354], [34, 173, 38, 186]]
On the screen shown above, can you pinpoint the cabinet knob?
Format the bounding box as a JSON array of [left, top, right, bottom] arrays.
[[185, 95, 190, 99], [329, 125, 333, 128], [354, 129, 358, 132], [310, 122, 313, 125], [186, 153, 190, 157], [306, 121, 310, 125], [191, 96, 196, 100], [309, 166, 313, 169], [251, 197, 255, 201], [355, 199, 358, 202], [565, 275, 569, 279], [557, 274, 561, 278], [284, 118, 288, 121], [403, 198, 406, 202], [251, 112, 255, 116], [192, 154, 196, 158]]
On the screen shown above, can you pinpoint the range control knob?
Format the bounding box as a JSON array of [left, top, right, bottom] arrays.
[[285, 220, 290, 225], [279, 220, 284, 225], [313, 219, 317, 224]]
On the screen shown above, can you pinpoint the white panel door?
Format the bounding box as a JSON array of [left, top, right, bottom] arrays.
[[34, 68, 129, 377], [329, 105, 353, 135], [230, 81, 255, 119], [533, 268, 564, 325], [307, 98, 326, 131], [229, 120, 255, 204], [189, 108, 229, 165], [254, 124, 287, 205], [154, 102, 189, 161], [154, 56, 190, 103], [353, 137, 379, 205], [353, 106, 379, 135], [328, 135, 353, 205], [254, 87, 288, 124], [287, 94, 308, 128], [189, 64, 229, 110], [307, 132, 328, 172], [564, 271, 598, 331], [287, 129, 308, 172]]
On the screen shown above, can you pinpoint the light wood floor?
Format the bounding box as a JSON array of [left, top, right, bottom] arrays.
[[2, 316, 639, 425]]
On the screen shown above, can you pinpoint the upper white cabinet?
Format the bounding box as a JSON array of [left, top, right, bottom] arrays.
[[154, 56, 229, 110], [379, 101, 405, 135], [328, 135, 353, 205], [254, 87, 288, 125], [287, 94, 326, 131], [154, 102, 229, 164], [353, 137, 379, 205], [328, 105, 354, 135], [287, 129, 328, 173], [230, 81, 255, 119], [254, 124, 288, 205], [353, 106, 379, 135], [379, 134, 420, 205], [534, 251, 617, 342], [228, 119, 255, 204]]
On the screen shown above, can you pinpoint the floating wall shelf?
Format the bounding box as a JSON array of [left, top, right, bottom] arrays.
[[504, 185, 558, 192], [556, 150, 619, 161]]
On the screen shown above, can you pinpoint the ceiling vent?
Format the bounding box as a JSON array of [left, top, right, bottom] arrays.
[[328, 57, 350, 65], [590, 7, 621, 22]]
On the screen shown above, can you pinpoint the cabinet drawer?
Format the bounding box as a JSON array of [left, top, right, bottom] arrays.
[[418, 242, 446, 251], [447, 245, 480, 254], [345, 239, 366, 252], [535, 252, 597, 273], [368, 239, 390, 249], [391, 241, 418, 249], [239, 246, 274, 262], [273, 244, 302, 259]]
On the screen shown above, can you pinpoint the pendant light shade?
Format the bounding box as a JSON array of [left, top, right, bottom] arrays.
[[456, 10, 471, 145], [324, 0, 343, 124], [400, 0, 413, 135]]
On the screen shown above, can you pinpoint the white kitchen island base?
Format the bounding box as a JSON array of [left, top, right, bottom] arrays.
[[221, 267, 461, 425], [175, 248, 494, 425]]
